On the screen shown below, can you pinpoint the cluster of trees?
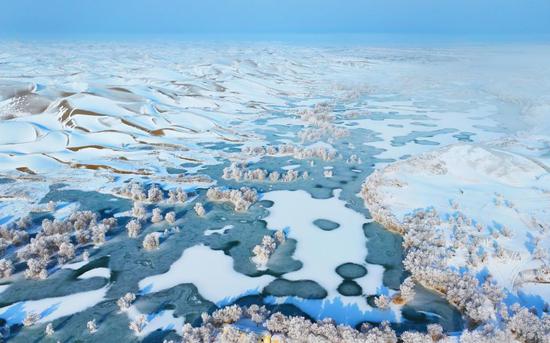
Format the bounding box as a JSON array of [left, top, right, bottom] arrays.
[[242, 143, 337, 161], [296, 103, 349, 143], [176, 302, 550, 343], [0, 211, 117, 280], [206, 186, 258, 212], [115, 182, 189, 205], [179, 304, 415, 343], [222, 162, 308, 183]]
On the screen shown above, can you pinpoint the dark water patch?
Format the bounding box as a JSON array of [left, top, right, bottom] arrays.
[[313, 218, 340, 231], [72, 256, 110, 280], [40, 187, 131, 216], [414, 139, 439, 145], [401, 284, 464, 333], [263, 279, 327, 299], [337, 280, 363, 296], [166, 167, 187, 174], [453, 131, 476, 142], [391, 128, 458, 147], [135, 283, 215, 326], [363, 222, 404, 289], [335, 263, 367, 279]]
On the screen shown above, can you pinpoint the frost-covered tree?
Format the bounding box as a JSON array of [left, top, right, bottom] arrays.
[[194, 202, 206, 217], [117, 292, 136, 311], [269, 171, 280, 182], [45, 323, 54, 336], [151, 208, 163, 223], [274, 230, 286, 245], [91, 224, 107, 246], [142, 232, 160, 251], [245, 304, 269, 324], [132, 202, 147, 220], [374, 295, 391, 310], [147, 184, 164, 202], [129, 315, 147, 334], [126, 219, 142, 238], [23, 312, 40, 327], [165, 211, 176, 224], [0, 258, 13, 278], [24, 258, 48, 280], [58, 241, 75, 263], [87, 319, 97, 334], [251, 235, 278, 269], [16, 215, 31, 230], [399, 276, 416, 302]]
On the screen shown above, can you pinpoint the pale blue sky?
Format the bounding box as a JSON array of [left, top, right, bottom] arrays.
[[1, 0, 549, 39]]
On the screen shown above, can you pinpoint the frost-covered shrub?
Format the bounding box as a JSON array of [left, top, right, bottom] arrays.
[[374, 295, 391, 310], [117, 292, 136, 311], [399, 276, 416, 302], [0, 258, 13, 278], [92, 224, 107, 246], [269, 171, 280, 182], [251, 235, 278, 269], [165, 211, 176, 224], [126, 219, 142, 238], [24, 258, 48, 280], [87, 319, 97, 334], [347, 154, 362, 164], [58, 241, 75, 263], [151, 208, 163, 223], [194, 202, 206, 217], [132, 202, 147, 220], [142, 232, 160, 250], [16, 215, 31, 230], [45, 323, 54, 336], [147, 184, 164, 202], [23, 312, 40, 327], [323, 169, 334, 178], [274, 230, 286, 244], [245, 304, 269, 324], [129, 315, 147, 334]]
